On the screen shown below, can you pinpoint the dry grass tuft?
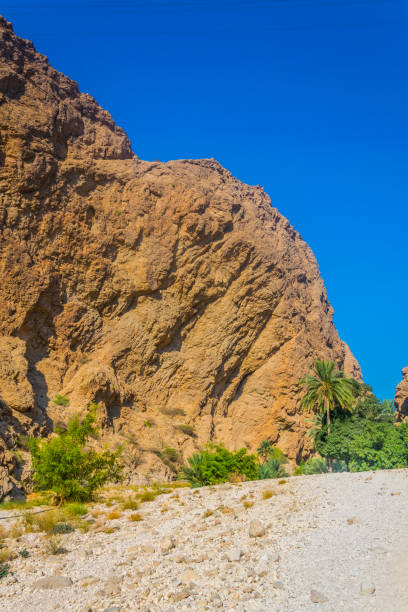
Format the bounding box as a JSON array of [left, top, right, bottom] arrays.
[[262, 489, 275, 500], [139, 490, 157, 503], [43, 536, 64, 556], [203, 509, 213, 518], [243, 501, 254, 509], [129, 513, 143, 522], [106, 511, 121, 520], [121, 499, 139, 511], [278, 479, 287, 485]]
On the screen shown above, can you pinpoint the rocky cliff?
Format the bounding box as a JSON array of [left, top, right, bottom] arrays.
[[395, 367, 408, 420], [0, 15, 360, 489]]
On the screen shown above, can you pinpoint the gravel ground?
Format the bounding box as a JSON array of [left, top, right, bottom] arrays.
[[0, 469, 407, 611]]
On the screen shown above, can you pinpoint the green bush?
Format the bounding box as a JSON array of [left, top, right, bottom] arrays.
[[295, 457, 327, 475], [258, 458, 288, 479], [0, 563, 10, 579], [257, 440, 288, 464], [315, 397, 408, 472], [29, 405, 123, 503], [181, 445, 258, 487], [53, 395, 70, 407], [63, 502, 87, 517]]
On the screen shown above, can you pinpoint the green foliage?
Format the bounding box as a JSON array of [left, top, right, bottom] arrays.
[[53, 395, 70, 407], [258, 458, 288, 479], [181, 445, 258, 487], [315, 395, 408, 472], [0, 562, 10, 579], [143, 420, 154, 428], [19, 549, 30, 558], [159, 447, 181, 472], [300, 360, 354, 433], [29, 406, 123, 503], [62, 502, 87, 517], [50, 522, 75, 534], [257, 440, 288, 465], [295, 457, 327, 475]]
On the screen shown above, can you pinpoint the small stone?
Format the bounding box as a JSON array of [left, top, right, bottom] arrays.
[[249, 520, 265, 538], [160, 536, 175, 553], [171, 588, 191, 602], [140, 544, 155, 554], [391, 491, 401, 496], [180, 569, 199, 584], [346, 517, 359, 525], [103, 580, 121, 595], [259, 552, 280, 563], [273, 580, 284, 590], [311, 589, 328, 603], [34, 576, 73, 590], [360, 582, 375, 595], [103, 608, 121, 612], [228, 548, 243, 562]]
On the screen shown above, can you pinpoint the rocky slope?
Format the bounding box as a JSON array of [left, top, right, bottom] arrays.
[[0, 15, 360, 488], [395, 367, 408, 420], [0, 470, 407, 611]]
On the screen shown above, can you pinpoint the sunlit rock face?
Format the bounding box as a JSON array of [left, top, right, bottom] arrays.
[[0, 15, 361, 485], [395, 367, 408, 420]]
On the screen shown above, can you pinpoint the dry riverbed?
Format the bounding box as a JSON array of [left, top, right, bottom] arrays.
[[0, 469, 407, 611]]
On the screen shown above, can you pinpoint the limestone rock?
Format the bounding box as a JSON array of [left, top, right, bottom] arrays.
[[0, 15, 361, 485], [34, 576, 73, 589], [0, 336, 34, 412], [360, 582, 375, 596], [249, 520, 265, 537], [394, 367, 408, 420], [310, 589, 328, 603]]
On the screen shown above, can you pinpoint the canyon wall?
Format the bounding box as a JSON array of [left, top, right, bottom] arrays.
[[0, 15, 360, 487]]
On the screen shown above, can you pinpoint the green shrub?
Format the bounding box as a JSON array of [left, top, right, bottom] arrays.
[[0, 562, 10, 579], [258, 458, 288, 479], [63, 502, 87, 517], [50, 522, 75, 534], [19, 549, 30, 558], [316, 415, 408, 472], [159, 447, 181, 472], [181, 445, 258, 487], [29, 405, 123, 503], [53, 395, 70, 407], [143, 420, 154, 428], [257, 440, 288, 465], [296, 457, 327, 475]]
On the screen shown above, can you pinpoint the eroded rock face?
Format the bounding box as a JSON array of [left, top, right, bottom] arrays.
[[395, 367, 408, 420], [0, 15, 361, 484]]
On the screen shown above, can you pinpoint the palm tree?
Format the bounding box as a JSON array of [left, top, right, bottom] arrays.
[[257, 440, 273, 463], [304, 413, 324, 448], [300, 359, 354, 433]]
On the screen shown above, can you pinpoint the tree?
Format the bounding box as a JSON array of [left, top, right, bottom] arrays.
[[300, 360, 354, 436], [29, 405, 123, 503], [257, 440, 273, 463], [300, 360, 354, 470]]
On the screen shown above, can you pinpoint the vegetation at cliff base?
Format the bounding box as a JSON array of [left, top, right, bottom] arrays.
[[300, 360, 408, 473], [181, 441, 289, 487], [29, 405, 123, 503]]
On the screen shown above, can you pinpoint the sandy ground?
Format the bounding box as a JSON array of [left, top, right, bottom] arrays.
[[0, 469, 407, 611]]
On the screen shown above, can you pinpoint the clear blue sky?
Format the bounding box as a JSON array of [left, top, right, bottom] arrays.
[[3, 0, 407, 399]]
